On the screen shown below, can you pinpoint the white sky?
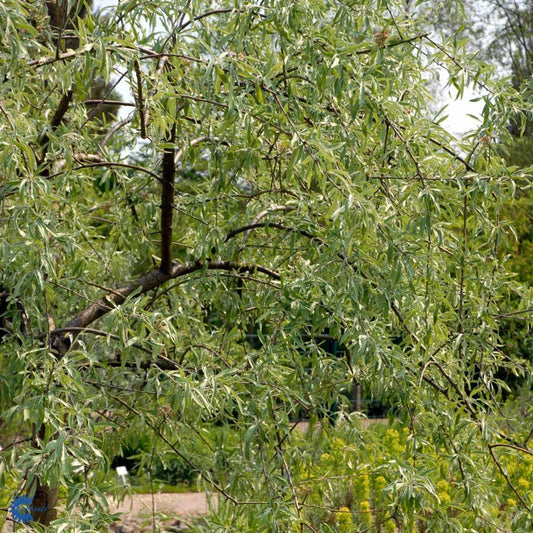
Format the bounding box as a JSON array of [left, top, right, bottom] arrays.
[[440, 86, 484, 137]]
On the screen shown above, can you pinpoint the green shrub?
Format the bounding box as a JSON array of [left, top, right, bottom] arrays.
[[295, 418, 533, 532], [152, 455, 196, 486]]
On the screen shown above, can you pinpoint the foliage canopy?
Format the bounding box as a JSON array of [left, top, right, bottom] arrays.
[[1, 0, 533, 531]]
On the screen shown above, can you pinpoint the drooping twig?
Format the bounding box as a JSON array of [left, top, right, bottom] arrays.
[[82, 71, 127, 128], [175, 8, 236, 33], [134, 60, 147, 138], [99, 115, 133, 151], [84, 99, 131, 107], [174, 135, 221, 166], [488, 445, 529, 508], [352, 33, 429, 55], [72, 160, 161, 182]]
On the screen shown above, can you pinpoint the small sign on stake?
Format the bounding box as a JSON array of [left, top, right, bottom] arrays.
[[116, 466, 129, 486]]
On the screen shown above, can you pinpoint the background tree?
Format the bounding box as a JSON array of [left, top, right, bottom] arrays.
[[429, 0, 533, 383], [1, 0, 533, 531]]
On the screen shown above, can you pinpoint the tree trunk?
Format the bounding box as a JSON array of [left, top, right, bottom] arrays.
[[31, 481, 58, 526]]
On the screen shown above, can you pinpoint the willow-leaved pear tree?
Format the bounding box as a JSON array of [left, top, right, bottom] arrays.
[[1, 0, 533, 531]]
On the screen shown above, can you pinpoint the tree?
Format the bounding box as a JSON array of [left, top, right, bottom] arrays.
[[1, 0, 532, 531]]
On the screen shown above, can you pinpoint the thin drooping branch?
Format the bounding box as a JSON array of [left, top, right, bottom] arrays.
[[243, 206, 295, 241], [493, 307, 533, 318], [489, 442, 533, 458], [160, 124, 176, 273], [174, 92, 228, 108], [427, 135, 476, 172], [225, 222, 318, 243], [2, 157, 161, 201], [382, 114, 424, 181], [82, 71, 128, 128], [27, 43, 95, 67], [488, 445, 529, 508], [106, 355, 180, 371], [49, 154, 162, 182], [423, 35, 492, 94]]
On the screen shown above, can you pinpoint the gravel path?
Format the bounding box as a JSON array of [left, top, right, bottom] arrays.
[[109, 491, 215, 517], [2, 492, 215, 532], [109, 492, 217, 532]]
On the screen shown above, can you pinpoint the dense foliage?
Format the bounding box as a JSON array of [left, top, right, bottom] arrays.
[[1, 0, 533, 531]]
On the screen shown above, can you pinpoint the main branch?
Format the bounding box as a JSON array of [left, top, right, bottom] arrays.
[[160, 125, 176, 273], [52, 260, 279, 357], [38, 89, 73, 173]]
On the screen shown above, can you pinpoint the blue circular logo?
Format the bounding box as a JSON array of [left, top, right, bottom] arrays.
[[9, 494, 34, 524]]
